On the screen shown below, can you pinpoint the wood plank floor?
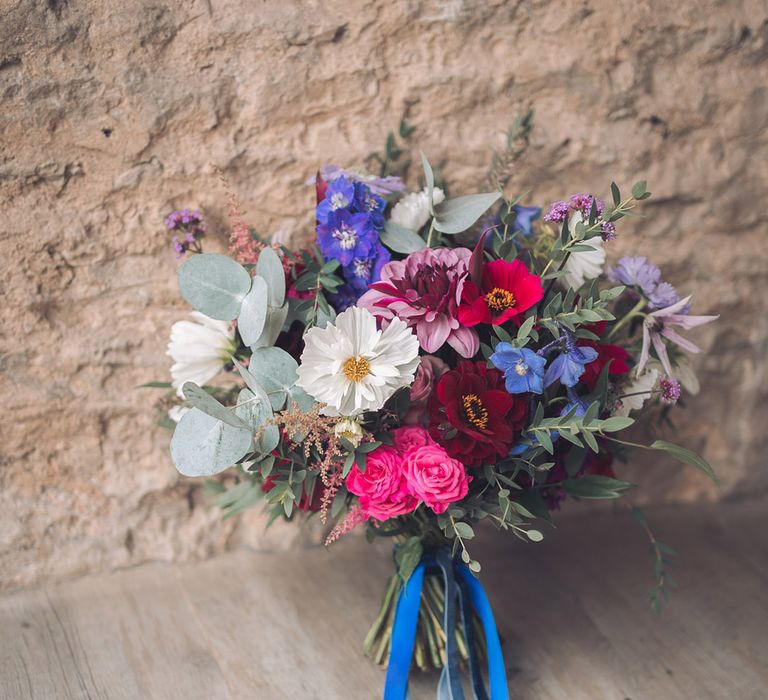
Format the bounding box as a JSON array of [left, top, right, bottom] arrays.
[[1, 502, 766, 699]]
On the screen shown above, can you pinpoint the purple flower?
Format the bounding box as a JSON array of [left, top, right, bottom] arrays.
[[638, 296, 718, 377], [659, 377, 682, 405], [647, 281, 681, 309], [569, 193, 605, 218], [544, 200, 570, 223], [490, 344, 546, 394], [544, 337, 599, 388], [316, 176, 355, 225], [165, 209, 206, 258], [317, 210, 377, 267], [601, 221, 616, 241], [315, 165, 405, 196], [608, 256, 661, 295]]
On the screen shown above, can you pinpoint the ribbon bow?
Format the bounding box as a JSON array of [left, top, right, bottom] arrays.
[[382, 548, 509, 700]]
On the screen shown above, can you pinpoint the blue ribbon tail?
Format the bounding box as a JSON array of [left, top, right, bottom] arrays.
[[383, 562, 425, 700], [456, 565, 509, 700], [382, 551, 509, 700]]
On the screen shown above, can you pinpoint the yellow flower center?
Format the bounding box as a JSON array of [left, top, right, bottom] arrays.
[[343, 356, 370, 382], [485, 287, 516, 312], [461, 393, 488, 430]]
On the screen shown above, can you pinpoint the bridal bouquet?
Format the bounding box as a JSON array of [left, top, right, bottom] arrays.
[[158, 138, 716, 698]]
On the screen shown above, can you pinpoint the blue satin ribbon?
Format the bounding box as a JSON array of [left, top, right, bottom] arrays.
[[382, 549, 509, 700]]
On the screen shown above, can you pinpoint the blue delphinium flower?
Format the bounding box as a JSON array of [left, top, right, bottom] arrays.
[[344, 243, 391, 293], [511, 204, 541, 237], [327, 283, 360, 313], [317, 209, 377, 267], [490, 343, 546, 394], [316, 176, 356, 225], [544, 338, 598, 388], [353, 182, 386, 228]]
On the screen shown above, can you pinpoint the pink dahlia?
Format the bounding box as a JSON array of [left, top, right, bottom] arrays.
[[358, 247, 480, 358]]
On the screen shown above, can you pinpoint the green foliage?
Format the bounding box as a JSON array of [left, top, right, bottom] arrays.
[[178, 253, 252, 321], [650, 440, 716, 481], [237, 276, 268, 346], [170, 408, 253, 477], [632, 507, 677, 614], [380, 220, 428, 252], [432, 192, 503, 235], [395, 536, 423, 585]]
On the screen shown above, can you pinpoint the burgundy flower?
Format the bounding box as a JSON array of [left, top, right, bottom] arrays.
[[578, 322, 631, 390], [358, 247, 479, 358], [428, 361, 528, 467]]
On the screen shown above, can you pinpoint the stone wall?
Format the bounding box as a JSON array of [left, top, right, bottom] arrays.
[[1, 0, 766, 591]]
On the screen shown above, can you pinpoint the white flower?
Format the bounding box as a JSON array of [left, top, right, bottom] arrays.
[[296, 306, 420, 417], [167, 311, 236, 397], [168, 405, 191, 423], [390, 186, 446, 231], [333, 418, 364, 448], [613, 368, 659, 416], [562, 212, 605, 290]]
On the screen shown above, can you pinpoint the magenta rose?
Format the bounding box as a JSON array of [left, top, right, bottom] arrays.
[[346, 445, 417, 521], [402, 444, 471, 514], [392, 425, 435, 454], [404, 356, 449, 425]]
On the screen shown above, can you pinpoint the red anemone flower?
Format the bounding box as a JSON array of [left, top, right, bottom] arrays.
[[458, 259, 544, 327], [428, 361, 528, 468], [578, 322, 631, 390]]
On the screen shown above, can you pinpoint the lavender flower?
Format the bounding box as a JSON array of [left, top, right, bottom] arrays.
[[544, 200, 570, 223], [165, 208, 206, 258], [637, 296, 718, 377]]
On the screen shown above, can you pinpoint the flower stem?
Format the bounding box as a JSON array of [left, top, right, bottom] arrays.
[[606, 297, 647, 340]]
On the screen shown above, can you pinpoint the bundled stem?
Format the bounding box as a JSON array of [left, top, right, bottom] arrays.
[[363, 571, 487, 673]]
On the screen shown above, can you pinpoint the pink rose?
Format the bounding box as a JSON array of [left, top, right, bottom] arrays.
[[392, 426, 435, 454], [346, 445, 417, 521], [404, 356, 449, 425], [402, 444, 471, 514]]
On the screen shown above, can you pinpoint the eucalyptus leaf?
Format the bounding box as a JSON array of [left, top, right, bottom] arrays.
[[235, 388, 279, 454], [251, 302, 289, 349], [380, 220, 428, 253], [177, 254, 251, 321], [237, 276, 269, 346], [256, 247, 286, 307], [170, 408, 253, 477], [420, 151, 435, 214], [182, 382, 250, 429], [247, 347, 299, 410], [433, 192, 502, 234]]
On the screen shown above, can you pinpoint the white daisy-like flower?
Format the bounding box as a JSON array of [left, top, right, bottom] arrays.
[[333, 418, 364, 448], [562, 212, 606, 290], [168, 405, 191, 423], [167, 311, 236, 397], [390, 186, 446, 231], [613, 368, 659, 416], [296, 306, 420, 417]]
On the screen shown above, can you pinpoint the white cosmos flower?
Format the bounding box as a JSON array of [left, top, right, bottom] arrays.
[[168, 405, 191, 423], [390, 186, 446, 231], [563, 212, 606, 290], [296, 306, 420, 417], [167, 311, 236, 397], [613, 368, 659, 417]]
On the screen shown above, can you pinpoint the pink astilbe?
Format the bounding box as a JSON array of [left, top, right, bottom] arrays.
[[325, 505, 368, 546], [217, 169, 263, 264]]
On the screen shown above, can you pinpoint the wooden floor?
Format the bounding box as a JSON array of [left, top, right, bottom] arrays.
[[1, 502, 766, 700]]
